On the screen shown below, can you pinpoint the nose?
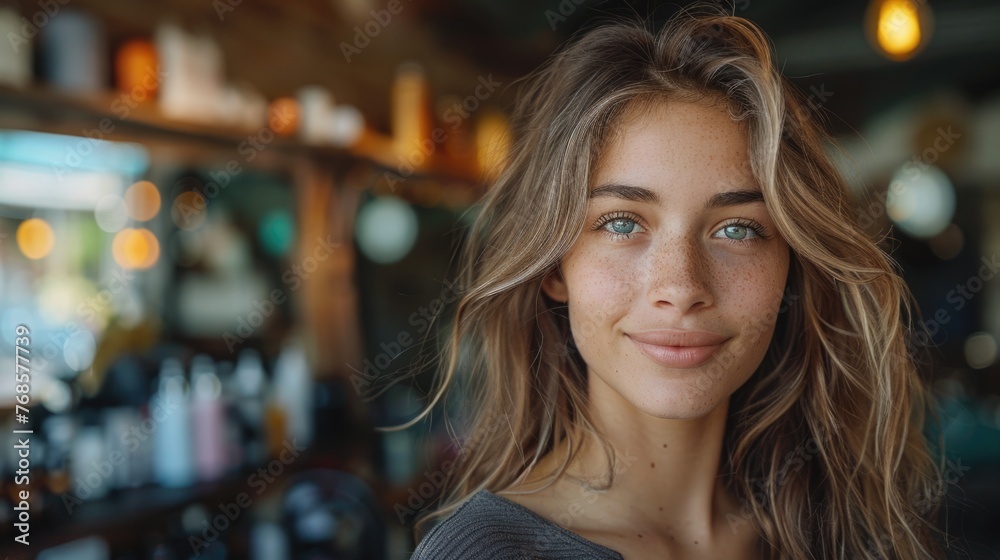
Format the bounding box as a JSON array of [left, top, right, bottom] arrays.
[[646, 234, 714, 313]]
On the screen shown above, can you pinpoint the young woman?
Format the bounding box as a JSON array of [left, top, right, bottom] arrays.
[[405, 3, 946, 559]]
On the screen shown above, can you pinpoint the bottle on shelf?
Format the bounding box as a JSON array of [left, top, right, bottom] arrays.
[[231, 348, 267, 467], [272, 338, 314, 451], [40, 9, 106, 94], [189, 354, 228, 482], [152, 357, 194, 488], [69, 425, 109, 501], [0, 7, 32, 88]]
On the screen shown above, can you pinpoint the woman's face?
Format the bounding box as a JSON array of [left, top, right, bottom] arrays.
[[542, 98, 791, 419]]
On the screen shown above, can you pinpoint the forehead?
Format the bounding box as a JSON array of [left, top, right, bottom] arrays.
[[592, 98, 755, 192]]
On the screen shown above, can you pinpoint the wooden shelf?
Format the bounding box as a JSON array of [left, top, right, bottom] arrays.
[[0, 85, 483, 185], [3, 449, 348, 555]]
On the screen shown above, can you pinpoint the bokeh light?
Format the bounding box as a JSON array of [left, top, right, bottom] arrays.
[[95, 194, 129, 232], [125, 180, 162, 221], [965, 332, 998, 370], [886, 164, 954, 238], [115, 40, 159, 96], [112, 227, 160, 269], [258, 210, 295, 257], [877, 0, 920, 57], [355, 196, 418, 264], [39, 378, 73, 414], [867, 0, 932, 61], [37, 275, 95, 324], [268, 97, 300, 136], [17, 217, 56, 260], [63, 329, 97, 372]]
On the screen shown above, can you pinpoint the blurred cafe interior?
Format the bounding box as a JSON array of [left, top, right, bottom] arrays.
[[0, 0, 998, 558]]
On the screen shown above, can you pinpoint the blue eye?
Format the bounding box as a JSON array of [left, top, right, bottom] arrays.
[[609, 218, 637, 234], [721, 224, 753, 239], [712, 220, 768, 244], [594, 213, 646, 240], [592, 213, 768, 244]]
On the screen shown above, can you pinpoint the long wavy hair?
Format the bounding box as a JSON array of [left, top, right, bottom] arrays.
[[400, 3, 946, 558]]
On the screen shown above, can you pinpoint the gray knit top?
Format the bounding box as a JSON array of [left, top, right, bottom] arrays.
[[410, 488, 625, 559]]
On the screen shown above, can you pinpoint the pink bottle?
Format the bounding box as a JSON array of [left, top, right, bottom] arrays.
[[190, 354, 228, 481]]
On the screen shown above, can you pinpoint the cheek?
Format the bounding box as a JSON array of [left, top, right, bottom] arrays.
[[715, 250, 789, 343], [562, 247, 635, 349]]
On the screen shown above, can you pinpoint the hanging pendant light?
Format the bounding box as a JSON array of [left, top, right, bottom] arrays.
[[865, 0, 934, 61]]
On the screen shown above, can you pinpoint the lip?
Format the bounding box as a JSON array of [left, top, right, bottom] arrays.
[[626, 330, 729, 368]]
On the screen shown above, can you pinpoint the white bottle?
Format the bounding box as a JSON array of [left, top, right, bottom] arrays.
[[272, 338, 313, 449], [233, 349, 267, 465], [152, 358, 194, 488], [0, 8, 32, 88]]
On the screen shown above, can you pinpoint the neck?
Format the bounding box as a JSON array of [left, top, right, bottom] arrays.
[[566, 373, 741, 543]]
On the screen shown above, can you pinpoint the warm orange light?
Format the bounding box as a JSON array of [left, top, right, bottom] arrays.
[[125, 180, 161, 221], [268, 97, 301, 136], [392, 64, 432, 165], [476, 110, 511, 181], [112, 228, 160, 269], [879, 0, 920, 55], [116, 40, 159, 97], [171, 191, 207, 231], [867, 0, 931, 61], [16, 218, 55, 260]]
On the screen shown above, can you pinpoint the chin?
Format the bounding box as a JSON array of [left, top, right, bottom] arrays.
[[630, 384, 732, 420], [595, 363, 746, 420]]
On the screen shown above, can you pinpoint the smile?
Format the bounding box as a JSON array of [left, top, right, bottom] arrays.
[[626, 335, 728, 368]]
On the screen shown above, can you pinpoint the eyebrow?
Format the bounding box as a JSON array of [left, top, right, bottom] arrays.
[[589, 183, 764, 209]]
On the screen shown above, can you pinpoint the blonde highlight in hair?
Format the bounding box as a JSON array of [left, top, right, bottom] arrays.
[[398, 3, 946, 558]]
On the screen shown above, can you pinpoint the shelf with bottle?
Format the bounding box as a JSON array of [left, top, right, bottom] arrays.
[[0, 4, 510, 193], [0, 83, 482, 186], [15, 445, 330, 554], [0, 341, 384, 553]]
